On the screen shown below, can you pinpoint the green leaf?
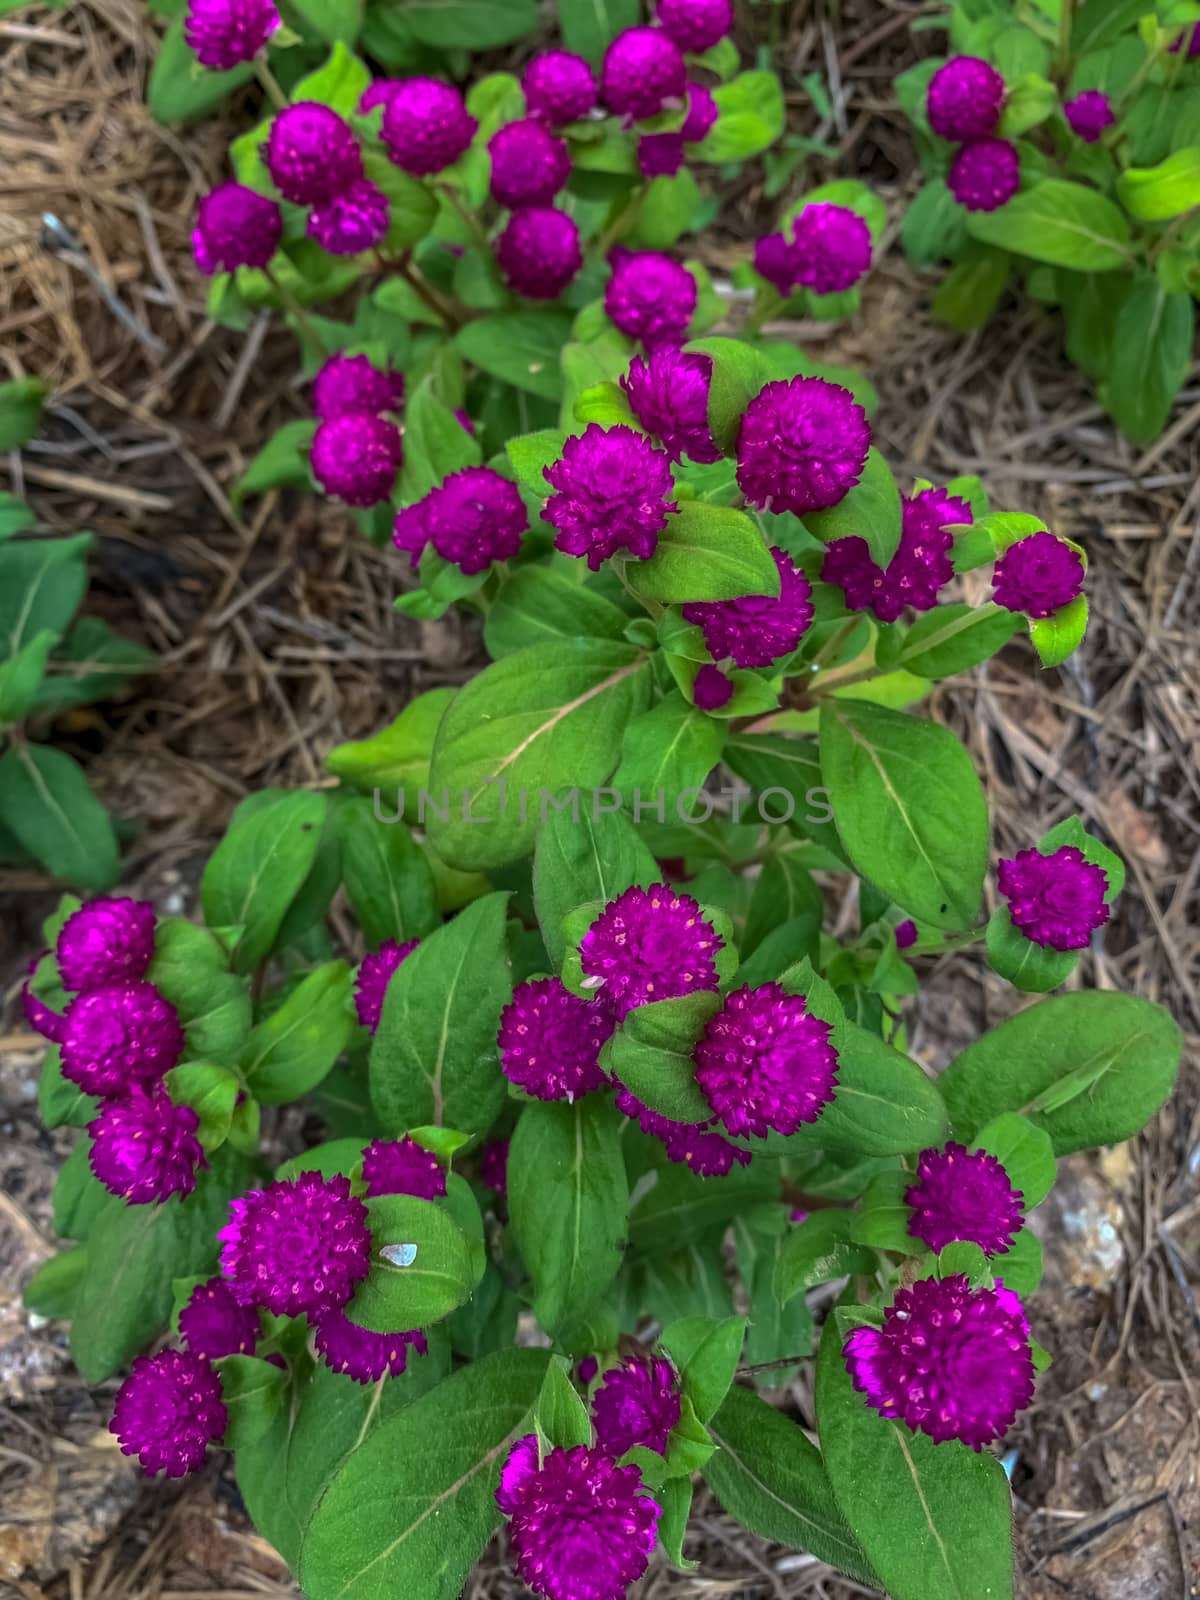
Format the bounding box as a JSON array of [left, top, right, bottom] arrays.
[[1118, 147, 1200, 220], [1029, 593, 1089, 668], [149, 919, 252, 1067], [164, 1062, 239, 1150], [290, 40, 371, 115], [0, 744, 118, 889], [991, 1226, 1043, 1295], [696, 71, 784, 162], [1105, 276, 1194, 445], [232, 419, 317, 506], [558, 0, 637, 62], [366, 156, 439, 251], [630, 1159, 777, 1254], [604, 993, 720, 1124], [338, 798, 438, 947], [23, 1246, 87, 1319], [0, 627, 58, 722], [215, 1353, 288, 1450], [849, 1169, 916, 1252], [1060, 270, 1130, 383], [484, 565, 629, 657], [53, 1140, 108, 1242], [625, 502, 779, 604], [369, 891, 512, 1136], [658, 1475, 696, 1569], [966, 179, 1132, 271], [816, 1312, 1015, 1600], [940, 991, 1182, 1155], [535, 1357, 594, 1449], [147, 16, 254, 124], [902, 180, 968, 268], [661, 1315, 746, 1424], [775, 1210, 877, 1304], [347, 1191, 482, 1330], [39, 1046, 95, 1131], [611, 690, 725, 808], [0, 535, 89, 664], [509, 1096, 629, 1336], [742, 843, 823, 955], [504, 428, 568, 496], [425, 639, 651, 870], [683, 336, 772, 455], [985, 905, 1078, 992], [804, 448, 903, 570], [403, 0, 534, 46], [200, 790, 327, 973], [0, 493, 35, 539], [240, 960, 354, 1104], [704, 1385, 879, 1585], [457, 311, 573, 399], [300, 1349, 552, 1600], [325, 686, 455, 797], [0, 377, 49, 449], [899, 604, 1019, 678], [532, 803, 658, 969], [932, 247, 1012, 333], [973, 1112, 1056, 1209], [819, 700, 987, 930], [997, 72, 1057, 137], [291, 0, 362, 42], [397, 373, 480, 502], [723, 733, 848, 864], [32, 617, 154, 718]]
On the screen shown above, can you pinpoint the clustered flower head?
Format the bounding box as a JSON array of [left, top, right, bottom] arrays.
[[844, 1275, 1035, 1449], [218, 1170, 372, 1317], [178, 1277, 261, 1360], [496, 207, 583, 299], [657, 0, 733, 52], [306, 178, 390, 256], [88, 1084, 205, 1204], [57, 896, 156, 993], [620, 347, 720, 464], [997, 845, 1110, 951], [192, 183, 282, 276], [681, 82, 718, 143], [904, 1141, 1024, 1255], [579, 884, 722, 1020], [693, 982, 838, 1139], [605, 249, 697, 349], [265, 102, 362, 204], [592, 1354, 680, 1455], [361, 1135, 447, 1200], [354, 938, 419, 1033], [523, 50, 599, 126], [183, 0, 278, 70], [991, 530, 1084, 618], [360, 79, 404, 116], [601, 26, 687, 120], [310, 414, 403, 507], [1063, 89, 1115, 143], [615, 1084, 751, 1175], [683, 546, 814, 668], [692, 663, 733, 711], [60, 979, 185, 1097], [381, 77, 477, 176], [542, 423, 678, 569], [313, 353, 405, 421], [488, 118, 572, 209], [110, 1349, 228, 1477], [736, 376, 870, 516], [637, 78, 718, 177], [496, 1436, 661, 1600], [425, 466, 528, 575], [498, 978, 614, 1100], [756, 204, 872, 298], [926, 56, 1006, 141], [313, 1309, 428, 1383], [822, 485, 971, 623], [948, 138, 1020, 212]]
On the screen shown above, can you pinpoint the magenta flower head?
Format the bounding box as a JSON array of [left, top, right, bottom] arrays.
[[948, 138, 1020, 212], [791, 202, 873, 294], [495, 206, 583, 299], [620, 347, 720, 464], [218, 1170, 371, 1317], [580, 884, 722, 1020], [605, 249, 697, 349], [88, 1084, 205, 1204], [354, 938, 419, 1034], [497, 1437, 661, 1600], [1063, 89, 1115, 143], [311, 414, 403, 507], [488, 118, 571, 209], [307, 177, 390, 256], [822, 484, 968, 623], [179, 1277, 261, 1359], [737, 376, 870, 516], [427, 466, 528, 575], [592, 1354, 681, 1456], [110, 1349, 227, 1477], [361, 1135, 447, 1200], [997, 845, 1110, 951], [314, 1308, 427, 1383], [183, 0, 278, 69], [895, 919, 918, 950], [524, 50, 599, 126], [60, 980, 185, 1097], [1169, 21, 1200, 55], [638, 132, 686, 178], [392, 501, 430, 569], [616, 1084, 751, 1175], [681, 82, 718, 143], [991, 530, 1084, 618], [359, 79, 405, 115], [692, 663, 733, 711], [264, 103, 363, 205], [23, 960, 65, 1044], [656, 0, 733, 52], [313, 353, 404, 421], [926, 56, 1006, 141], [602, 26, 687, 120], [683, 546, 814, 668], [754, 230, 800, 295], [381, 77, 477, 176], [844, 1275, 1035, 1449], [905, 1142, 1023, 1256], [542, 423, 677, 570], [192, 183, 282, 275], [480, 1137, 509, 1194], [498, 978, 614, 1101], [57, 896, 156, 994], [693, 981, 838, 1139]]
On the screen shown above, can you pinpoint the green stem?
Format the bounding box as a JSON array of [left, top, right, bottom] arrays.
[[263, 265, 328, 354], [1054, 0, 1075, 84], [254, 53, 288, 111], [747, 282, 783, 335], [437, 182, 490, 251], [387, 251, 461, 330], [598, 183, 649, 255]]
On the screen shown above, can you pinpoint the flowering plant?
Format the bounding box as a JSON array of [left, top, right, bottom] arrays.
[[898, 0, 1200, 444]]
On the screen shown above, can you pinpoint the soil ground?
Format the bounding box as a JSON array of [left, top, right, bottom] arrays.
[[1, 0, 1198, 1596]]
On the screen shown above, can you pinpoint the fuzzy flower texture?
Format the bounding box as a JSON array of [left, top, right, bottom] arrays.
[[489, 118, 572, 209], [354, 938, 419, 1033], [184, 0, 278, 70], [693, 982, 839, 1139], [580, 884, 722, 1019], [904, 1141, 1024, 1256], [736, 376, 870, 517], [998, 845, 1110, 951], [496, 207, 583, 300], [311, 414, 403, 508], [60, 979, 185, 1098], [755, 203, 872, 298], [381, 78, 477, 176], [218, 1169, 372, 1318], [601, 26, 686, 121], [192, 183, 282, 276], [592, 1355, 681, 1456], [605, 249, 697, 350], [57, 896, 157, 993], [312, 353, 405, 422], [523, 50, 598, 126], [683, 546, 814, 668], [265, 103, 362, 205], [926, 56, 1006, 141], [88, 1085, 205, 1205], [498, 978, 614, 1101], [822, 485, 971, 623], [620, 347, 720, 464], [991, 530, 1084, 618], [110, 1349, 228, 1477], [542, 423, 678, 569]]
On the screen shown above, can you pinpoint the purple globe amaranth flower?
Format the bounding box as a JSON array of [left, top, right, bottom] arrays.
[[497, 1437, 661, 1600], [1063, 89, 1115, 143], [354, 938, 419, 1034], [615, 1084, 751, 1176], [88, 1085, 205, 1204], [427, 465, 528, 575], [926, 56, 1006, 141], [638, 132, 686, 178], [361, 1135, 447, 1201], [22, 959, 65, 1043], [455, 408, 475, 435], [57, 896, 157, 994], [392, 501, 431, 570], [311, 414, 402, 507], [314, 1308, 428, 1383], [60, 980, 185, 1097], [488, 118, 571, 209], [179, 1277, 261, 1359], [360, 79, 405, 115], [692, 663, 733, 710], [542, 423, 677, 570], [218, 1170, 371, 1317], [736, 376, 870, 516], [681, 82, 718, 143], [580, 883, 722, 1020], [991, 530, 1084, 618], [997, 845, 1110, 952], [905, 1141, 1024, 1256], [183, 0, 278, 69], [844, 1275, 1035, 1449], [601, 26, 687, 121], [524, 50, 599, 126], [620, 347, 720, 465], [948, 138, 1020, 212], [683, 546, 814, 669], [313, 353, 405, 421], [480, 1137, 509, 1194], [822, 485, 970, 623], [592, 1354, 681, 1456], [496, 206, 582, 299], [791, 202, 873, 295], [605, 248, 697, 350], [693, 982, 838, 1139], [110, 1349, 227, 1477], [498, 978, 614, 1101], [192, 183, 282, 275], [754, 230, 800, 295], [381, 77, 477, 176], [657, 0, 733, 52], [306, 178, 390, 256], [1169, 21, 1200, 56], [264, 103, 363, 205], [895, 919, 918, 950]]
